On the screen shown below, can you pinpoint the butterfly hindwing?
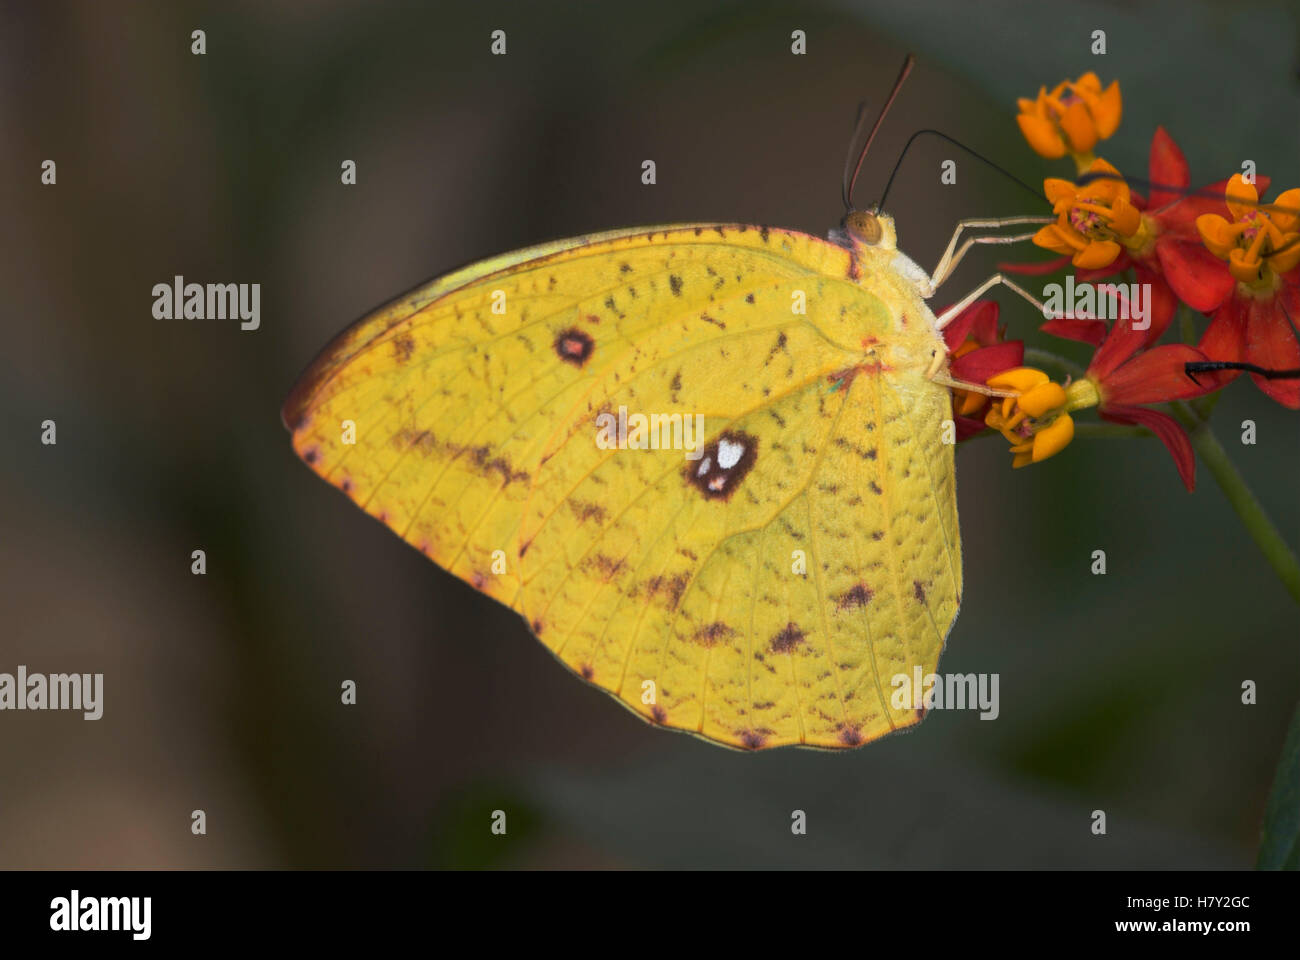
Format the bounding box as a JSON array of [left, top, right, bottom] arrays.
[[285, 224, 961, 749]]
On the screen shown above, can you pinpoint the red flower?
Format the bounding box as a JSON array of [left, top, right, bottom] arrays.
[[1193, 175, 1300, 408], [1011, 128, 1256, 347], [1046, 311, 1216, 491], [941, 301, 1023, 439]]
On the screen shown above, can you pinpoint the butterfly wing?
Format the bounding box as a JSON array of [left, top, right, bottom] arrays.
[[284, 224, 961, 749]]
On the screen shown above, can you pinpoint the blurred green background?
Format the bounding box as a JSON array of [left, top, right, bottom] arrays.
[[2, 0, 1297, 868]]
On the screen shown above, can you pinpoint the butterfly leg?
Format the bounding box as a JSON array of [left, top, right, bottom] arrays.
[[924, 216, 1053, 295], [923, 343, 1019, 397], [933, 272, 1055, 331]]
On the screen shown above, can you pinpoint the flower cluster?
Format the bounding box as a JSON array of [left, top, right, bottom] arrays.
[[945, 75, 1299, 491]]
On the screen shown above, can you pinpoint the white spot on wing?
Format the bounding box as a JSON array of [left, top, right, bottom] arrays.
[[697, 456, 711, 476], [717, 438, 744, 470]]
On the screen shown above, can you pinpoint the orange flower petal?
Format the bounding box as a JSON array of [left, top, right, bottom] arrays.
[[1109, 198, 1141, 236], [1059, 100, 1097, 154], [1031, 413, 1074, 462], [1269, 235, 1300, 274], [987, 367, 1049, 392], [1018, 382, 1067, 417], [1033, 224, 1078, 255], [1017, 114, 1066, 158], [1224, 174, 1259, 221], [1228, 248, 1263, 283], [1084, 158, 1124, 203], [1093, 81, 1122, 138], [1044, 178, 1077, 205], [1072, 240, 1121, 270], [1267, 188, 1300, 234], [1195, 213, 1235, 258]]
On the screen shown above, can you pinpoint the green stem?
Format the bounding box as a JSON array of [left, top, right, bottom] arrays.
[[1023, 347, 1085, 381], [1173, 402, 1300, 605], [1179, 304, 1198, 345], [1073, 423, 1151, 439]]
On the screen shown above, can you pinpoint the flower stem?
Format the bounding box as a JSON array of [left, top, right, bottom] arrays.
[[1073, 423, 1150, 439], [1179, 304, 1198, 345], [1174, 402, 1300, 605], [1023, 347, 1086, 381]]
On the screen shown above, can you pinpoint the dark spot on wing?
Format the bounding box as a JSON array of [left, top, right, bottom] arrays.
[[686, 430, 758, 501], [645, 572, 689, 609], [739, 729, 768, 750], [650, 705, 667, 724], [913, 581, 927, 604], [555, 327, 594, 366], [838, 724, 863, 746], [770, 622, 806, 654], [579, 663, 594, 680], [693, 621, 734, 647], [669, 274, 683, 296], [836, 584, 873, 610], [570, 499, 607, 524], [392, 334, 415, 363], [591, 553, 625, 581], [765, 331, 788, 365], [395, 427, 437, 453], [466, 444, 528, 485]]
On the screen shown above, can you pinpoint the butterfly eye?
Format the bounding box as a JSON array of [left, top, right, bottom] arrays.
[[843, 209, 882, 245]]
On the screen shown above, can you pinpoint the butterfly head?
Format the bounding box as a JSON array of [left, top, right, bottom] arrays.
[[841, 208, 897, 251]]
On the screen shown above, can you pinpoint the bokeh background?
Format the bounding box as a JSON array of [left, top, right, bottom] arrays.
[[2, 0, 1298, 868]]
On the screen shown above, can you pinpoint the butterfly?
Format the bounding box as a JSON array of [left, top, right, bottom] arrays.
[[282, 57, 1043, 750]]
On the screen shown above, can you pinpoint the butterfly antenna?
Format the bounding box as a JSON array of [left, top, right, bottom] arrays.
[[1186, 360, 1300, 382], [877, 129, 1049, 212], [843, 53, 915, 213], [841, 101, 872, 211]]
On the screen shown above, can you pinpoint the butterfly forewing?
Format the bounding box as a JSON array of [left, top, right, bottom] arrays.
[[285, 224, 961, 749]]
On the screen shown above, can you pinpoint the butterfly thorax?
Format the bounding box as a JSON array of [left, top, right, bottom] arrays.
[[835, 210, 946, 379]]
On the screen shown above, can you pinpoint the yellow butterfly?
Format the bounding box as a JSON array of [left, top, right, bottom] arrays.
[[283, 59, 1050, 750]]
